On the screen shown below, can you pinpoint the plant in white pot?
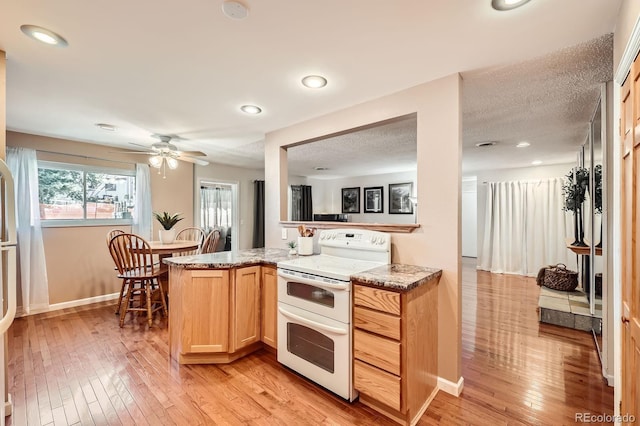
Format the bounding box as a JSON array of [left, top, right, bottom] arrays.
[[154, 212, 183, 243]]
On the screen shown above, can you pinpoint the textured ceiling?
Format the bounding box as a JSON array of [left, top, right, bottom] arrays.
[[462, 33, 613, 173], [0, 0, 621, 174], [288, 115, 417, 179]]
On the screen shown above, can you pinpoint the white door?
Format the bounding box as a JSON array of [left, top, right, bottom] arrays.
[[462, 177, 478, 258]]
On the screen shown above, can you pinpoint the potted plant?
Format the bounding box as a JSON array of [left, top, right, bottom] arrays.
[[154, 211, 183, 243], [286, 240, 297, 255], [562, 167, 589, 247]]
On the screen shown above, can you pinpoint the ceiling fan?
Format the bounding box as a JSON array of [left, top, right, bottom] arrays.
[[127, 135, 209, 177]]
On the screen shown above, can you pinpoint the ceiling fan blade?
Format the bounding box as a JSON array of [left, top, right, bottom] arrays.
[[177, 155, 209, 166], [108, 149, 153, 154], [178, 150, 207, 157], [129, 142, 154, 149]]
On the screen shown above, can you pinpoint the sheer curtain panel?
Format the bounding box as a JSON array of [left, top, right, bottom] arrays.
[[132, 163, 152, 240], [7, 147, 49, 315], [478, 178, 576, 276]]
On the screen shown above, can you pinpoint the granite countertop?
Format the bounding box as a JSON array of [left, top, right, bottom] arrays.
[[163, 248, 293, 269], [350, 264, 442, 291]]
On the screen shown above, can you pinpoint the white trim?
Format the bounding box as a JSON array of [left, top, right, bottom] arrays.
[[438, 376, 464, 396], [615, 14, 640, 84], [16, 292, 119, 317], [611, 11, 640, 417], [4, 394, 12, 417]]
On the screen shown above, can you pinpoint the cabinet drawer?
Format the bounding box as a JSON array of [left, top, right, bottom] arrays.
[[354, 285, 400, 315], [354, 306, 400, 340], [354, 329, 400, 375], [354, 360, 401, 411]]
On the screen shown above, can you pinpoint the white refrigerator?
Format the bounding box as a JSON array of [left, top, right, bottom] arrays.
[[0, 158, 17, 422]]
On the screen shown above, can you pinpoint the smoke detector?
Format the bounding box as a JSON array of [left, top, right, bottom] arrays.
[[475, 141, 497, 148], [222, 1, 249, 19]]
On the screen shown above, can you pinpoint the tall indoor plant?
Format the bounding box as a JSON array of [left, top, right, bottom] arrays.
[[562, 167, 589, 247], [154, 211, 183, 243]]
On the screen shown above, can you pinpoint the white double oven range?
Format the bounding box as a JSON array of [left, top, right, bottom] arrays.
[[276, 229, 390, 401]]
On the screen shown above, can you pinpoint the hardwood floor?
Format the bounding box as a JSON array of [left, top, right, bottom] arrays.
[[7, 259, 613, 425]]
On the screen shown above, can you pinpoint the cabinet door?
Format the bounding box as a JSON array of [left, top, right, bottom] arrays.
[[233, 266, 262, 351], [183, 270, 229, 354], [261, 265, 278, 349]]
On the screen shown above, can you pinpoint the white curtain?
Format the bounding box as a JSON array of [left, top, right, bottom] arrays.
[[200, 185, 232, 230], [478, 178, 577, 276], [6, 147, 49, 315], [132, 163, 152, 240]]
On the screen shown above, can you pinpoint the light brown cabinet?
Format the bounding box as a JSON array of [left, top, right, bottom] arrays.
[[261, 265, 278, 349], [232, 265, 261, 351], [168, 265, 266, 364], [353, 280, 438, 426]]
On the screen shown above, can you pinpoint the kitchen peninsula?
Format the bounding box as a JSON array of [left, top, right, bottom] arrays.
[[163, 248, 442, 425]]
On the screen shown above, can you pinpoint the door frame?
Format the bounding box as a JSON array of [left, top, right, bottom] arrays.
[[613, 15, 640, 418], [196, 179, 239, 252]]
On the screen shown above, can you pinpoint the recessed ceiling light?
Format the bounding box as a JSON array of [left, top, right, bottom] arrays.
[[95, 123, 116, 131], [222, 1, 249, 19], [302, 75, 328, 89], [314, 166, 329, 171], [516, 141, 530, 148], [491, 0, 531, 11], [20, 25, 68, 47], [475, 141, 497, 147], [240, 104, 262, 114], [531, 160, 543, 166]]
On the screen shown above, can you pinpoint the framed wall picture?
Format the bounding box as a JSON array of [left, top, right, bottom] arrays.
[[341, 187, 360, 213], [364, 186, 384, 213], [389, 182, 413, 214]]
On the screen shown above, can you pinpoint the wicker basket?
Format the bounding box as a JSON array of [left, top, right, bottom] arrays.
[[538, 263, 578, 291]]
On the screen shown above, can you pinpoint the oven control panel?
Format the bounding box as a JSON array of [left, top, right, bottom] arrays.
[[319, 229, 390, 252]]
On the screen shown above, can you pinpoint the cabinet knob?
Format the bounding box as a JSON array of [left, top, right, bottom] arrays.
[[622, 316, 630, 324]]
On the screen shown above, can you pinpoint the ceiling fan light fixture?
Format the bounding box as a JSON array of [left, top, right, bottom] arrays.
[[491, 0, 531, 11], [240, 104, 262, 115], [20, 25, 68, 47], [302, 75, 328, 89], [166, 157, 179, 170], [149, 155, 163, 168]]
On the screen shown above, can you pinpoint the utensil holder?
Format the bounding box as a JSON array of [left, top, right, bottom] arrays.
[[297, 236, 313, 255]]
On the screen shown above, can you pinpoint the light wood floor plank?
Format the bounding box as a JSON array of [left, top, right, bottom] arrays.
[[7, 259, 612, 425]]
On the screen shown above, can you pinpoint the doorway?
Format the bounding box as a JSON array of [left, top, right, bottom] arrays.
[[198, 180, 239, 252]]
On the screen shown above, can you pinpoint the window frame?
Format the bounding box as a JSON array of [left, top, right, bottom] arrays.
[[38, 160, 136, 228]]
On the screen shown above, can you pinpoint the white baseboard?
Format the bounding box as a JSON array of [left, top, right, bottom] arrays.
[[605, 373, 615, 387], [16, 292, 119, 317], [438, 376, 464, 396]]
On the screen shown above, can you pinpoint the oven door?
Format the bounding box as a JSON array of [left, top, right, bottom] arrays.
[[277, 302, 354, 401], [277, 270, 351, 322]]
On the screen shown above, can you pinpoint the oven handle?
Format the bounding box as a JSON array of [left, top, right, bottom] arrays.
[[278, 306, 348, 335], [277, 271, 349, 291]]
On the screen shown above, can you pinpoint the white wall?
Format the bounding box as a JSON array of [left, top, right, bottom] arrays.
[[308, 170, 416, 224], [461, 177, 477, 257], [194, 162, 264, 250]]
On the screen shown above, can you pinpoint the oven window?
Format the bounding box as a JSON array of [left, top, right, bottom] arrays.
[[287, 323, 335, 373], [287, 282, 335, 308]]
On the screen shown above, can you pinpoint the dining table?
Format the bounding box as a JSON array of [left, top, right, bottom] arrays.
[[147, 240, 200, 299]]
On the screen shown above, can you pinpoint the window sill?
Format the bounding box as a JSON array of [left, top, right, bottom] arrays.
[[279, 221, 420, 233]]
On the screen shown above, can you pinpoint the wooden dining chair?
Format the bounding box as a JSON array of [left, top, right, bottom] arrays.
[[175, 227, 206, 255], [200, 229, 221, 254], [106, 229, 126, 314], [108, 233, 168, 327]]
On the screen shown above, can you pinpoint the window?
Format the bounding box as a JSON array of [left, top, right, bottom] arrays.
[[38, 161, 136, 226]]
